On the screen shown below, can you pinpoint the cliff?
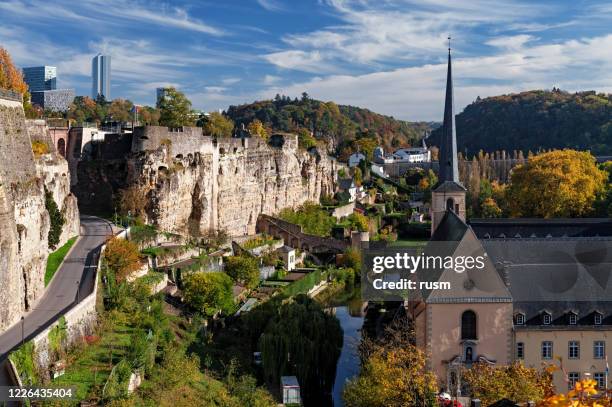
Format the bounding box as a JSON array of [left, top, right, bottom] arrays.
[[0, 96, 79, 333], [75, 127, 339, 236]]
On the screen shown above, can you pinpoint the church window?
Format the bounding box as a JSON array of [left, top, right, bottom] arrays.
[[461, 310, 477, 340]]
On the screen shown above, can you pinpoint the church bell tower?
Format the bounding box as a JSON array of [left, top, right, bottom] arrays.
[[431, 38, 466, 234]]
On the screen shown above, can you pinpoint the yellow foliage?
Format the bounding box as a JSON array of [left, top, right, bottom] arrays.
[[31, 140, 50, 157], [539, 379, 611, 407], [506, 150, 607, 217], [247, 119, 268, 139], [343, 345, 438, 407], [0, 47, 28, 95]]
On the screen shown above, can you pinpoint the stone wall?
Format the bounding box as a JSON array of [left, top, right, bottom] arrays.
[[76, 128, 339, 237], [0, 98, 80, 333]]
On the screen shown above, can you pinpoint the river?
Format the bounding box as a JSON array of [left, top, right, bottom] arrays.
[[326, 287, 365, 407]]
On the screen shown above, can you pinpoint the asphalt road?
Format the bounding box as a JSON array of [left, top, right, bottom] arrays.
[[0, 215, 113, 366]]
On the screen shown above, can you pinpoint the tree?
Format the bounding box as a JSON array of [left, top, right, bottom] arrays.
[[343, 344, 437, 407], [0, 47, 28, 95], [223, 255, 260, 289], [259, 295, 342, 406], [462, 362, 553, 406], [481, 197, 502, 218], [182, 272, 234, 317], [247, 119, 268, 139], [347, 213, 368, 232], [105, 237, 142, 283], [45, 189, 65, 249], [202, 111, 234, 138], [352, 167, 363, 186], [297, 128, 317, 150], [158, 87, 194, 127], [506, 150, 607, 217], [108, 98, 134, 123], [541, 379, 611, 406]]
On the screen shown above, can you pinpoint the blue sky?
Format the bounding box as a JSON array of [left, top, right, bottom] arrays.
[[0, 0, 611, 120]]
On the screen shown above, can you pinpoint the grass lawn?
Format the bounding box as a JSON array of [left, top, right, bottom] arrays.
[[51, 312, 135, 401], [45, 236, 78, 286]]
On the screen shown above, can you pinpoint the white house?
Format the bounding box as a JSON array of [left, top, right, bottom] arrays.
[[392, 147, 431, 163], [276, 245, 296, 271], [348, 152, 366, 168]]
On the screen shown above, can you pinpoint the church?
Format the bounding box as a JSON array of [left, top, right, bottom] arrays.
[[409, 45, 612, 395]]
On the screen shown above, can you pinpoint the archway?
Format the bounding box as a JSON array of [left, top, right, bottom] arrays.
[[57, 138, 66, 157]]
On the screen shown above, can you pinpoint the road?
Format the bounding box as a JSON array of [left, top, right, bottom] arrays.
[[0, 215, 114, 367]]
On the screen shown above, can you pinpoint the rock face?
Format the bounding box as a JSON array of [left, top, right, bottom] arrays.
[[75, 127, 339, 236], [0, 97, 79, 333]]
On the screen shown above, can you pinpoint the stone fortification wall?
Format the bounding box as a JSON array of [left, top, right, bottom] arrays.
[[0, 98, 80, 333], [76, 128, 338, 236]]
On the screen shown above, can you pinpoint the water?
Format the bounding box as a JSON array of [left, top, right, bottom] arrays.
[[330, 291, 365, 407]]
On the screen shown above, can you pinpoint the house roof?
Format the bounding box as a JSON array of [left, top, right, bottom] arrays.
[[470, 218, 612, 238], [338, 178, 355, 190]]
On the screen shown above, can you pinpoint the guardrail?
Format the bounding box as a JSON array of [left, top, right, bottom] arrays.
[[0, 88, 23, 102]]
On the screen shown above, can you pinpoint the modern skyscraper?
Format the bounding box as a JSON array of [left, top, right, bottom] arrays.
[[22, 66, 57, 92], [91, 54, 111, 100]]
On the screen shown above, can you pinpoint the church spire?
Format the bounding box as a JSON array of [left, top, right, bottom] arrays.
[[438, 36, 459, 184]]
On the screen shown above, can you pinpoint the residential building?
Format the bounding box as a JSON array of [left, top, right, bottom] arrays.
[[91, 54, 111, 99], [30, 89, 75, 112], [22, 66, 56, 92], [409, 46, 612, 395]]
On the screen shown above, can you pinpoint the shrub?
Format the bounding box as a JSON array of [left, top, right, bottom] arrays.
[[45, 188, 65, 249], [31, 140, 49, 157]]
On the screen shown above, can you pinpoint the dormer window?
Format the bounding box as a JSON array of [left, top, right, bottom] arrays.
[[543, 312, 552, 325], [515, 313, 525, 325], [569, 313, 577, 325], [594, 312, 603, 325]]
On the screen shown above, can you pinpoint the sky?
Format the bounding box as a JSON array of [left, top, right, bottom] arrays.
[[0, 0, 611, 121]]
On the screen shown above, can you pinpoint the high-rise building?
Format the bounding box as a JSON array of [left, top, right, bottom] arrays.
[[91, 54, 111, 100], [31, 89, 75, 112], [22, 66, 57, 92], [156, 87, 171, 106]]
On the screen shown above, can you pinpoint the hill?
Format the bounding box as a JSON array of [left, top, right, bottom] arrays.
[[431, 90, 612, 155], [225, 94, 432, 159]]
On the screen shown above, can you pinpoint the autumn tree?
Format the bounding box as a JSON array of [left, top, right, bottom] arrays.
[[158, 87, 194, 127], [201, 111, 234, 138], [182, 272, 234, 317], [117, 185, 148, 220], [540, 379, 611, 406], [0, 47, 35, 115], [108, 98, 134, 122], [481, 197, 502, 218], [246, 119, 267, 139], [223, 255, 260, 289], [506, 150, 607, 217], [105, 237, 142, 282], [462, 362, 553, 406], [343, 343, 437, 407]]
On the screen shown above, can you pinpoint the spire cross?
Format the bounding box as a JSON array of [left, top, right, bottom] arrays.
[[448, 36, 452, 53]]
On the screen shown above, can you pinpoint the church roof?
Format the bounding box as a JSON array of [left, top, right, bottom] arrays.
[[433, 180, 467, 193], [470, 217, 612, 238]]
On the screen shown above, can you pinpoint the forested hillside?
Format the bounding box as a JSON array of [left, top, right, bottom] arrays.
[[226, 93, 432, 159], [431, 90, 612, 155]]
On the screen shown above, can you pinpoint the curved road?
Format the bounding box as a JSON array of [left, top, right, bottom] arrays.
[[0, 215, 114, 363]]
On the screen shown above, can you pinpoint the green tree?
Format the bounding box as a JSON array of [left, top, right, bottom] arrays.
[[202, 111, 234, 137], [45, 189, 65, 249], [158, 87, 194, 127], [107, 98, 134, 122], [223, 255, 260, 289], [347, 213, 368, 232], [182, 272, 235, 317], [278, 202, 336, 237], [259, 295, 342, 406]]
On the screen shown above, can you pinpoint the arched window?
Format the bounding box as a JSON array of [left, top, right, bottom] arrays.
[[446, 197, 455, 212], [461, 310, 477, 340], [57, 138, 66, 157]]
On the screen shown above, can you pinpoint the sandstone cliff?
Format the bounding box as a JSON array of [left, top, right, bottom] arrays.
[[0, 97, 79, 333], [76, 127, 338, 236]]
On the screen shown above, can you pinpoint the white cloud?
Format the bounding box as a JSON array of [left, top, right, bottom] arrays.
[[256, 0, 284, 12], [263, 74, 282, 84], [264, 50, 334, 73], [261, 34, 612, 121], [486, 35, 534, 50], [222, 77, 241, 85]]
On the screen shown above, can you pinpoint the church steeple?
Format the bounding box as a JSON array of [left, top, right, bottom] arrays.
[[431, 38, 466, 235], [438, 37, 459, 184]]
